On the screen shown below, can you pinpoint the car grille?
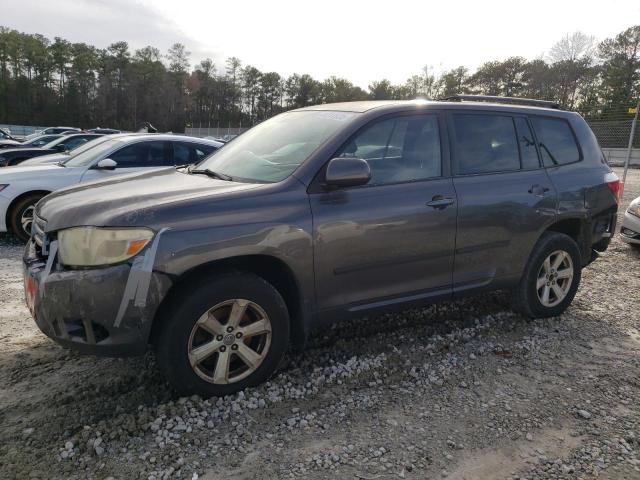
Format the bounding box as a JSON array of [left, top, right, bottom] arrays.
[[32, 213, 49, 258]]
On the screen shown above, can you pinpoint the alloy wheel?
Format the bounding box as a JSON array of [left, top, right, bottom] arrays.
[[536, 250, 574, 308], [187, 299, 272, 384], [20, 205, 35, 238]]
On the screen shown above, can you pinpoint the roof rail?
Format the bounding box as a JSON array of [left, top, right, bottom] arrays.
[[441, 94, 560, 110]]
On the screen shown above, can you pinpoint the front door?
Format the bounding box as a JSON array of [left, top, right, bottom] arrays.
[[309, 113, 457, 314]]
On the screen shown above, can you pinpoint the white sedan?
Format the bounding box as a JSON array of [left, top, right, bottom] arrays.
[[0, 134, 222, 240], [620, 196, 640, 249]]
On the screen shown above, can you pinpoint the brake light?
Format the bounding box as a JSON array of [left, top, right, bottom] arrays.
[[605, 172, 622, 205]]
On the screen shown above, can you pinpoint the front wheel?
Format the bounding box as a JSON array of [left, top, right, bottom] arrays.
[[512, 232, 582, 318], [156, 273, 290, 397], [9, 194, 45, 242]]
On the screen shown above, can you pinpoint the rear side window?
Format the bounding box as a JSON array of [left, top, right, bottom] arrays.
[[452, 114, 519, 174], [530, 117, 580, 166], [514, 117, 540, 170], [173, 142, 218, 165]]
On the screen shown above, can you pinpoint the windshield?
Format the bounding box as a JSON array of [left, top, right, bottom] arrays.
[[196, 111, 357, 182], [63, 137, 124, 167]]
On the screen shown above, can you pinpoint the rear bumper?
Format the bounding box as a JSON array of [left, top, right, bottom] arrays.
[[23, 239, 172, 356], [620, 210, 640, 245]]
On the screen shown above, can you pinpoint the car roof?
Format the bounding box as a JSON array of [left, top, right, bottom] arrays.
[[296, 99, 575, 117], [103, 133, 223, 145]]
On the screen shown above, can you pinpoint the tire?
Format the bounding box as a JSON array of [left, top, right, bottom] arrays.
[[512, 232, 582, 318], [156, 273, 290, 397], [9, 194, 45, 242]]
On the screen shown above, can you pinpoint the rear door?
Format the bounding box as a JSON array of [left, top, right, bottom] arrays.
[[310, 112, 457, 314], [449, 111, 556, 292], [80, 140, 170, 182]]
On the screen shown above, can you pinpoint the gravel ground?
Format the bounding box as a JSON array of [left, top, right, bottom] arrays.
[[1, 167, 639, 480]]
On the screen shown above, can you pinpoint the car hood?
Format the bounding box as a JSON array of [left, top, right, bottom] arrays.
[[0, 139, 20, 147], [0, 147, 46, 155], [19, 152, 68, 166], [37, 167, 263, 231], [0, 163, 69, 178]]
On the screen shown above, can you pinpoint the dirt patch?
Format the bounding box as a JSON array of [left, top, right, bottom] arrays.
[[448, 426, 583, 480]]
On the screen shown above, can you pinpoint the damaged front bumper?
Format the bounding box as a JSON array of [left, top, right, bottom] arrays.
[[23, 238, 172, 356]]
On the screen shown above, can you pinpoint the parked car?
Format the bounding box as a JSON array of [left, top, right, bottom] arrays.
[[205, 135, 226, 143], [0, 128, 25, 148], [620, 196, 640, 249], [19, 135, 127, 167], [0, 134, 104, 167], [23, 97, 619, 397], [88, 128, 121, 134], [20, 134, 63, 146], [25, 127, 80, 141], [1, 134, 222, 240], [1, 134, 64, 150]]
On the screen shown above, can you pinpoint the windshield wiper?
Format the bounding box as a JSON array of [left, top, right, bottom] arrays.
[[189, 167, 233, 181], [56, 161, 66, 167]]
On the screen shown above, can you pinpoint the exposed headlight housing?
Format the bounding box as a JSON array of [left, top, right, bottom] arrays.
[[58, 226, 154, 267], [628, 201, 640, 218]]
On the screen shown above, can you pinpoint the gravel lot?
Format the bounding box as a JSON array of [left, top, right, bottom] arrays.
[[1, 167, 639, 480]]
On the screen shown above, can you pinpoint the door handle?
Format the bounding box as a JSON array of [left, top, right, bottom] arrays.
[[528, 184, 550, 196], [426, 195, 455, 209]]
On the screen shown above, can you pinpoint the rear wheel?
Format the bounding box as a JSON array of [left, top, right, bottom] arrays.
[[156, 273, 290, 397], [512, 232, 582, 318], [9, 194, 45, 242]]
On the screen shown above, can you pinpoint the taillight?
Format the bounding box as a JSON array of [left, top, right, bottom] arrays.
[[605, 172, 622, 205]]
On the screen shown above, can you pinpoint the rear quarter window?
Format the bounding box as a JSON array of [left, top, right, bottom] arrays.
[[530, 117, 581, 167]]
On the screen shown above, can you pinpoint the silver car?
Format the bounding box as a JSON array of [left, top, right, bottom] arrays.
[[620, 196, 640, 248]]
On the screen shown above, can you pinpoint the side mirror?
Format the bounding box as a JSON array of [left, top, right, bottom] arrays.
[[54, 144, 67, 152], [325, 157, 371, 189], [95, 158, 117, 170]]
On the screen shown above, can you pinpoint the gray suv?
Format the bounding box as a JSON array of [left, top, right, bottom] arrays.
[[23, 97, 620, 397]]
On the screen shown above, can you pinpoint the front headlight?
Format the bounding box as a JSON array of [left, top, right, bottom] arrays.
[[628, 202, 640, 218], [58, 226, 155, 267]]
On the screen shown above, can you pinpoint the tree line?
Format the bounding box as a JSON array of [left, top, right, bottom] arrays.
[[0, 25, 638, 132]]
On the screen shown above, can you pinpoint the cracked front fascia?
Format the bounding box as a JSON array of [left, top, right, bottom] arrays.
[[114, 228, 168, 327]]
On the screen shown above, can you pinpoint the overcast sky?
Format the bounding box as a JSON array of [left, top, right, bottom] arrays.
[[4, 0, 639, 87]]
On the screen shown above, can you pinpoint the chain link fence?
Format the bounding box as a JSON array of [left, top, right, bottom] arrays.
[[585, 115, 639, 167]]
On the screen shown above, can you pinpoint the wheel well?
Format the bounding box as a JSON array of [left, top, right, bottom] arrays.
[[149, 255, 306, 349], [544, 218, 590, 264], [6, 190, 50, 230], [545, 218, 582, 243]]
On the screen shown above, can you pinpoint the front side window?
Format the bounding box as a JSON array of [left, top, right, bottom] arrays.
[[530, 117, 580, 166], [337, 114, 441, 184], [453, 114, 520, 175], [109, 141, 167, 167], [195, 110, 357, 182]]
